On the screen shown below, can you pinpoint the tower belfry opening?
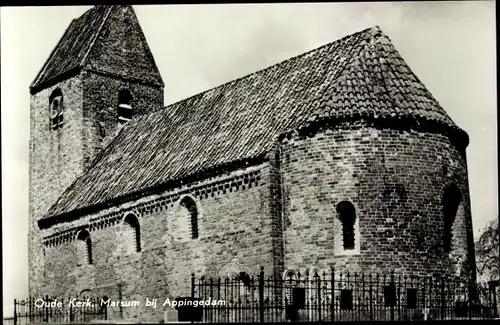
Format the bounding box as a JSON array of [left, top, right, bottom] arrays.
[[118, 89, 133, 124]]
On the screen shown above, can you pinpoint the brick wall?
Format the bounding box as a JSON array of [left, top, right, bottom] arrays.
[[81, 70, 163, 166], [40, 163, 278, 323], [29, 77, 85, 298], [280, 121, 475, 279]]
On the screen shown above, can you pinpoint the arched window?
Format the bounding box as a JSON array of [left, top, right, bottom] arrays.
[[336, 201, 357, 250], [117, 89, 133, 124], [442, 183, 462, 253], [179, 196, 199, 239], [49, 88, 64, 130], [76, 230, 92, 266], [123, 213, 141, 253]]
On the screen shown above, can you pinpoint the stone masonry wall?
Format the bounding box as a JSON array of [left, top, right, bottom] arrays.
[[29, 77, 84, 298], [41, 163, 278, 323], [280, 122, 475, 280]]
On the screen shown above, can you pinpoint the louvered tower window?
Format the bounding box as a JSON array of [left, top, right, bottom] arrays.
[[118, 89, 133, 124]]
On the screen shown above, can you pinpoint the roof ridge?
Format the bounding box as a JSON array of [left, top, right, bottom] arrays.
[[372, 30, 456, 125], [128, 5, 165, 87], [159, 26, 378, 113], [306, 27, 460, 129], [300, 27, 371, 124], [79, 5, 115, 68]]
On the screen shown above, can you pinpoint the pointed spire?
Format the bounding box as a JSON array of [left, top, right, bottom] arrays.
[[30, 5, 163, 94]]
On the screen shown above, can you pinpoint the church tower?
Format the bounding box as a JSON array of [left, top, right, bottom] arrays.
[[28, 5, 164, 297]]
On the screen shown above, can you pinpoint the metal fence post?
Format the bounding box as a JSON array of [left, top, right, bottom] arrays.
[[397, 274, 401, 319], [331, 267, 335, 322], [314, 270, 321, 322], [320, 271, 324, 321], [259, 266, 264, 323], [29, 297, 32, 322], [45, 295, 49, 323], [440, 278, 445, 320], [369, 274, 373, 321], [191, 273, 195, 298], [14, 299, 17, 325], [69, 296, 73, 322], [104, 297, 108, 321], [118, 283, 123, 319], [390, 271, 395, 321], [50, 296, 53, 319]]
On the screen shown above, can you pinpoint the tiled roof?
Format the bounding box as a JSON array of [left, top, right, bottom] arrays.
[[30, 5, 163, 92], [31, 6, 112, 91], [40, 26, 467, 227]]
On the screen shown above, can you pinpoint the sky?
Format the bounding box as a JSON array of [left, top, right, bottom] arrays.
[[1, 1, 497, 318]]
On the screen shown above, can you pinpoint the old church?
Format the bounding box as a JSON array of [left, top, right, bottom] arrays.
[[29, 4, 476, 322]]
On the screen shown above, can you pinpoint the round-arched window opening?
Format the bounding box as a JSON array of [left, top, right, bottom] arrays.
[[442, 183, 462, 253], [49, 88, 64, 129], [336, 201, 357, 250], [76, 230, 92, 266], [179, 196, 199, 240], [123, 213, 141, 253]]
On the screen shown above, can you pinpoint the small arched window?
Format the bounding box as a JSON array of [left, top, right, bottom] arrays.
[[442, 183, 462, 253], [180, 196, 199, 239], [49, 88, 64, 130], [123, 213, 141, 253], [336, 201, 357, 250], [76, 230, 92, 266], [118, 89, 133, 124]]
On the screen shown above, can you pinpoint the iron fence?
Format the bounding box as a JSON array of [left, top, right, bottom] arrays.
[[191, 267, 499, 322], [11, 295, 107, 324]]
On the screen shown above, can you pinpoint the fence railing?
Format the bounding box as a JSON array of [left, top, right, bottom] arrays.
[[191, 267, 500, 322], [12, 295, 107, 324]]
